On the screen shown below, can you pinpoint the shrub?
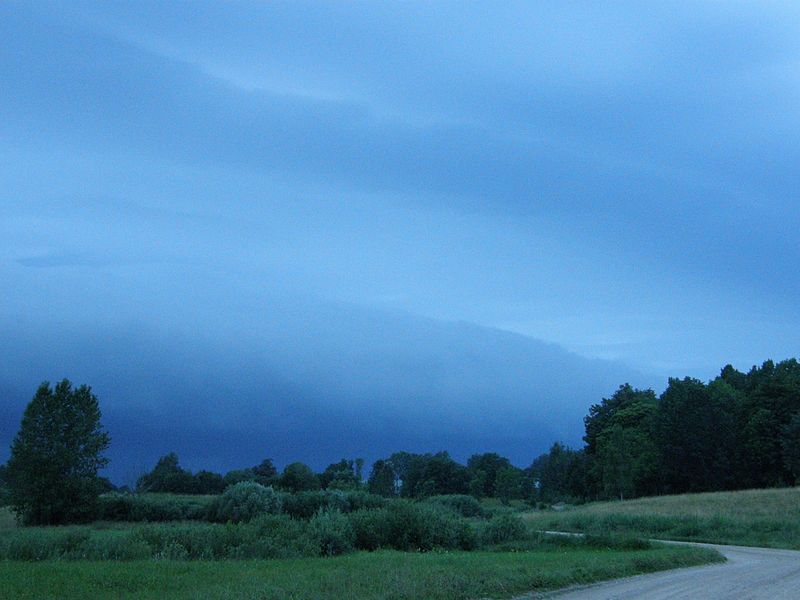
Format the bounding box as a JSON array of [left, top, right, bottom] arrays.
[[281, 490, 386, 519], [480, 513, 528, 545], [79, 532, 152, 560], [426, 494, 486, 518], [375, 501, 477, 551], [235, 515, 318, 558], [97, 492, 217, 522], [309, 508, 355, 556], [213, 482, 282, 523], [349, 508, 392, 550]]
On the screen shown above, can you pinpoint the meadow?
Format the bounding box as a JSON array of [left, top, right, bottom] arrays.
[[0, 496, 721, 600], [525, 487, 800, 549], [0, 540, 718, 600]]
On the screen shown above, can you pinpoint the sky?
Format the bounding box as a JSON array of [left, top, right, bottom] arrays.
[[2, 1, 799, 481]]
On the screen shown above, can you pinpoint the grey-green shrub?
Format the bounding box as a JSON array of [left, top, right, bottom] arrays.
[[309, 508, 355, 556], [426, 494, 485, 518], [213, 482, 282, 523], [480, 513, 527, 545], [349, 508, 392, 550], [97, 492, 216, 522]]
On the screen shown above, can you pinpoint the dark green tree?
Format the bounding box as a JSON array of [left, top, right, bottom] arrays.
[[781, 412, 800, 483], [0, 463, 10, 506], [252, 458, 278, 484], [530, 442, 583, 502], [494, 466, 526, 504], [367, 459, 396, 497], [6, 380, 110, 525], [136, 452, 195, 493], [279, 462, 320, 492], [466, 453, 512, 497], [583, 384, 657, 497], [319, 459, 359, 489]]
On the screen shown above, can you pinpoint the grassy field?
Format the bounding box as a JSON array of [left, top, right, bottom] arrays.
[[0, 544, 720, 600], [525, 487, 800, 549]]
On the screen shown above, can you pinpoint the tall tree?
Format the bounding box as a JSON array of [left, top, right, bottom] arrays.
[[367, 459, 396, 497], [781, 412, 800, 483], [6, 380, 110, 525], [583, 384, 657, 497]]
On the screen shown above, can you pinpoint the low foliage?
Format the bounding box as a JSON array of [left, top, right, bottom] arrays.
[[98, 493, 217, 522], [425, 494, 485, 518], [211, 482, 282, 523], [478, 513, 527, 545], [309, 509, 355, 556]]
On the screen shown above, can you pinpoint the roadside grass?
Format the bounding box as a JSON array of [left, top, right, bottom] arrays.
[[524, 487, 800, 549], [0, 545, 721, 600]]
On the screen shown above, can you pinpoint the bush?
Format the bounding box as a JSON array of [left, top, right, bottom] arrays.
[[360, 501, 477, 552], [97, 492, 217, 522], [480, 513, 528, 545], [426, 494, 486, 518], [234, 515, 318, 558], [281, 490, 387, 520], [349, 508, 392, 550], [213, 482, 282, 523], [309, 508, 355, 556]]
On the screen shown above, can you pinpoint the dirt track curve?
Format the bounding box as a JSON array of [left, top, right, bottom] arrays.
[[539, 542, 800, 599]]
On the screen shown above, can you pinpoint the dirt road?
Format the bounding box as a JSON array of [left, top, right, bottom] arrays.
[[543, 542, 800, 599]]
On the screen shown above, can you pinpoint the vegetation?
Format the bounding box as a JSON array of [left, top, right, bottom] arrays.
[[98, 493, 218, 522], [525, 486, 800, 550], [0, 541, 719, 600], [534, 359, 800, 502], [3, 361, 797, 598], [211, 482, 282, 523], [6, 380, 110, 525]]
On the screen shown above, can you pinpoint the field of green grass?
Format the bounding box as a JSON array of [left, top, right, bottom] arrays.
[[0, 544, 719, 600], [525, 487, 800, 549]]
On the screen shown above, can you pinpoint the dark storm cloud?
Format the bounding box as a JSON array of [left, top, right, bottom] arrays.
[[2, 2, 799, 475]]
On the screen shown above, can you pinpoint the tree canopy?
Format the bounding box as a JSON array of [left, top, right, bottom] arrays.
[[6, 380, 110, 525]]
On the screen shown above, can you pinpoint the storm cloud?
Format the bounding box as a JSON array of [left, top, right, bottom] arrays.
[[2, 2, 798, 479]]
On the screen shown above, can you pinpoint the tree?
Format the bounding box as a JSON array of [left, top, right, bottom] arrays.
[[467, 453, 512, 498], [6, 380, 110, 525], [781, 412, 800, 484], [252, 458, 278, 485], [530, 442, 583, 502], [319, 459, 359, 489], [0, 463, 10, 506], [494, 466, 525, 504], [137, 452, 195, 493], [279, 462, 320, 492], [367, 459, 396, 497]]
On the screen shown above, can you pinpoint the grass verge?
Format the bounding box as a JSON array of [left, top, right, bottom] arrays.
[[0, 545, 721, 600], [524, 487, 800, 549]]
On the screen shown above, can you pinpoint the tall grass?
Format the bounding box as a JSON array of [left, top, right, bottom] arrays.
[[525, 487, 800, 549], [0, 546, 722, 600]]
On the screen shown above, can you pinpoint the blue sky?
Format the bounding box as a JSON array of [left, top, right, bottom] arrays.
[[2, 2, 799, 476]]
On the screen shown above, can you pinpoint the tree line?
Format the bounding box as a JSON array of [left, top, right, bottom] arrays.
[[3, 357, 799, 524], [535, 359, 800, 501], [132, 449, 533, 504]]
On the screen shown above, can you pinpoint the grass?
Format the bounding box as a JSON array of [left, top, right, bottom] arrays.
[[0, 545, 721, 600], [524, 486, 800, 549]]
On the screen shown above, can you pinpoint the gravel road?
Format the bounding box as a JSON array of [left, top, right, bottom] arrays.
[[542, 542, 800, 599]]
